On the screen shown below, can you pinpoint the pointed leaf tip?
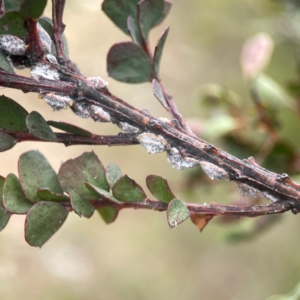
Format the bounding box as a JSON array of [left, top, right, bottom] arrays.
[[190, 214, 214, 232], [167, 198, 190, 228], [153, 26, 169, 78]]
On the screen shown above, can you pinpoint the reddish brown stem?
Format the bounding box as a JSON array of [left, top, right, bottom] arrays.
[[51, 0, 66, 60], [4, 130, 139, 147]]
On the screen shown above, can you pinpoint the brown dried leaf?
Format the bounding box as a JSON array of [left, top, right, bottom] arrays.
[[190, 214, 214, 232]]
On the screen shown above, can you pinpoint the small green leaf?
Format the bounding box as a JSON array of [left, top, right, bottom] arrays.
[[167, 198, 190, 228], [26, 111, 56, 141], [203, 114, 237, 140], [69, 190, 94, 218], [146, 175, 175, 204], [254, 73, 295, 110], [37, 189, 70, 202], [18, 150, 63, 203], [0, 11, 27, 37], [106, 163, 122, 188], [152, 78, 168, 108], [0, 132, 16, 152], [0, 51, 15, 73], [47, 121, 92, 136], [85, 183, 121, 203], [38, 17, 54, 39], [20, 0, 47, 18], [0, 95, 28, 131], [0, 205, 10, 231], [138, 0, 171, 40], [127, 15, 143, 45], [153, 26, 169, 78], [113, 175, 146, 202], [3, 173, 32, 214], [97, 207, 118, 224], [58, 152, 109, 200], [25, 201, 68, 247], [102, 0, 140, 34], [107, 42, 152, 83], [0, 176, 5, 205]]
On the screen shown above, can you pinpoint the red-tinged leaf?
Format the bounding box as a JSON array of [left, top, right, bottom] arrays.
[[127, 15, 143, 45], [0, 132, 16, 152], [25, 201, 68, 247], [167, 198, 190, 228], [240, 33, 273, 79], [97, 207, 118, 224], [69, 190, 94, 218], [18, 150, 63, 203], [146, 174, 175, 203], [113, 175, 146, 202], [106, 163, 122, 188], [47, 121, 92, 137], [190, 214, 214, 232], [0, 11, 27, 37], [0, 95, 28, 131], [107, 42, 152, 83], [3, 173, 32, 214], [57, 152, 109, 200], [153, 26, 169, 78], [138, 0, 171, 40], [26, 111, 56, 141]]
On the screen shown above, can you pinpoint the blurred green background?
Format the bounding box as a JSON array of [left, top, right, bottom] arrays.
[[1, 0, 300, 299]]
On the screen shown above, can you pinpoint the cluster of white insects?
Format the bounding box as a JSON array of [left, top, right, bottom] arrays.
[[0, 22, 280, 202], [0, 23, 111, 122]]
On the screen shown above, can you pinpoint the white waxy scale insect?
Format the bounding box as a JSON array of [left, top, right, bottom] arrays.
[[0, 35, 26, 56], [236, 182, 279, 202], [137, 133, 167, 154], [118, 122, 140, 133], [199, 161, 229, 180], [37, 23, 52, 53], [31, 63, 60, 81], [46, 53, 58, 65], [167, 147, 199, 170], [86, 77, 108, 89], [89, 105, 111, 122], [41, 93, 74, 111], [71, 101, 91, 118]]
